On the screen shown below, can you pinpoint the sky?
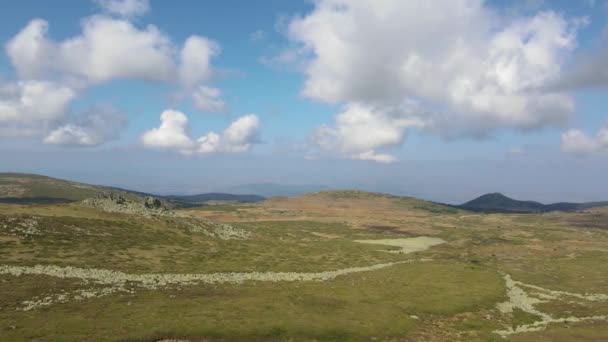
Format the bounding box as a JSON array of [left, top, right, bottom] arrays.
[[1, 0, 608, 203]]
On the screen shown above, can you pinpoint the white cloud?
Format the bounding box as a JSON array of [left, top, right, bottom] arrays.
[[179, 36, 219, 89], [355, 151, 397, 164], [44, 106, 127, 147], [142, 110, 260, 154], [7, 16, 176, 84], [3, 10, 225, 142], [94, 0, 150, 18], [44, 125, 97, 146], [0, 80, 128, 144], [6, 15, 221, 93], [212, 114, 259, 153], [311, 102, 425, 161], [0, 80, 75, 124], [284, 0, 581, 162], [561, 125, 608, 155], [191, 86, 226, 113], [141, 109, 195, 151], [196, 114, 259, 154], [197, 132, 221, 154], [4, 19, 52, 80]]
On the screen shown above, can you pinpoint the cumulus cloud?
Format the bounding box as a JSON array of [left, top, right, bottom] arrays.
[[44, 106, 128, 147], [179, 36, 219, 89], [2, 6, 225, 143], [6, 17, 176, 84], [142, 110, 260, 154], [283, 0, 581, 162], [312, 102, 425, 162], [561, 125, 608, 155], [94, 0, 150, 18], [44, 125, 97, 146], [141, 109, 195, 151], [5, 16, 220, 87], [0, 80, 75, 124], [201, 114, 259, 153]]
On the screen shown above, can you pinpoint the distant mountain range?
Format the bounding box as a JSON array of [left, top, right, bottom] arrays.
[[458, 193, 608, 213], [220, 183, 331, 197], [164, 193, 265, 204], [3, 173, 608, 213]]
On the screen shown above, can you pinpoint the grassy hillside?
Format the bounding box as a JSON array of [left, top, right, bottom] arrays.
[[295, 190, 461, 214], [0, 173, 102, 203], [0, 173, 263, 208], [1, 176, 608, 340]]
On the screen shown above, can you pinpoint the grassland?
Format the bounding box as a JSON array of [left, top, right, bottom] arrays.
[[1, 188, 608, 341]]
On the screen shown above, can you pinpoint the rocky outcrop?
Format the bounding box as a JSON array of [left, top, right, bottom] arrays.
[[108, 192, 126, 204], [82, 192, 179, 217], [144, 196, 162, 209]]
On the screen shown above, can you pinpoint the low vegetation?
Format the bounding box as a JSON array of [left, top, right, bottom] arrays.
[[1, 175, 608, 340]]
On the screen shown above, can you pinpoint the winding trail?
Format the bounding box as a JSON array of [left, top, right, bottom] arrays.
[[0, 261, 412, 288], [0, 260, 420, 311], [1, 236, 447, 311], [494, 273, 608, 337]]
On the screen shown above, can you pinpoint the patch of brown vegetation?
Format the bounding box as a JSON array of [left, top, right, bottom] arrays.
[[367, 225, 413, 235], [183, 191, 450, 238], [309, 231, 341, 239]]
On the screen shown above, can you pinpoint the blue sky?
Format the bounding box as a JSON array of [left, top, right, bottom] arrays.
[[0, 0, 324, 143], [1, 0, 607, 203]]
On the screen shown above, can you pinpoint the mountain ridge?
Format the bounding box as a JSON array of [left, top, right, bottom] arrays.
[[3, 173, 608, 213], [0, 173, 264, 206], [164, 193, 265, 204]]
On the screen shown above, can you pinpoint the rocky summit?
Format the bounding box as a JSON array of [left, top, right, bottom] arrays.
[[82, 192, 178, 217]]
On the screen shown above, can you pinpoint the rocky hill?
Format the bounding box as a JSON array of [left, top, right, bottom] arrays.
[[81, 192, 179, 217], [459, 193, 608, 213]]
